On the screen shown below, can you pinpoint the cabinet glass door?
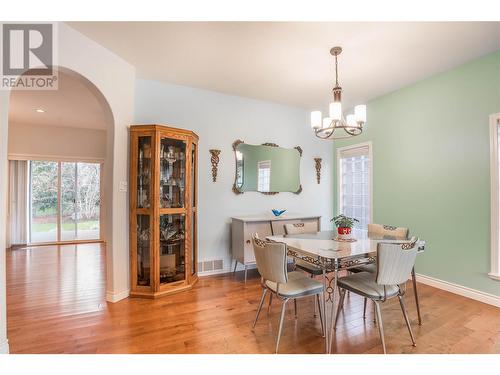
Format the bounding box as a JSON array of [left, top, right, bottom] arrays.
[[137, 136, 152, 209], [136, 214, 151, 286], [159, 138, 186, 208], [159, 214, 186, 284]]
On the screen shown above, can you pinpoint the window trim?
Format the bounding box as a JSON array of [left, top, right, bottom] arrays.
[[488, 113, 500, 281], [336, 141, 373, 224]]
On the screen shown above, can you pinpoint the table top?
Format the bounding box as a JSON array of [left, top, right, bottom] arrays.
[[267, 230, 425, 261]]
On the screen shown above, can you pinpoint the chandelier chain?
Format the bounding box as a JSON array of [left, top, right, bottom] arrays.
[[335, 54, 339, 87]]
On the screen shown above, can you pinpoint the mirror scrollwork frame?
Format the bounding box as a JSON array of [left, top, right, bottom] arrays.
[[232, 139, 303, 195]]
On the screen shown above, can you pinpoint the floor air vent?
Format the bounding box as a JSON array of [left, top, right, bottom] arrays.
[[198, 259, 224, 273]]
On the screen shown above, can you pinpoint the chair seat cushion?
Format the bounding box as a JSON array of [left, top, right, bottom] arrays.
[[295, 259, 323, 275], [337, 272, 399, 300], [265, 271, 324, 298], [349, 263, 376, 274]]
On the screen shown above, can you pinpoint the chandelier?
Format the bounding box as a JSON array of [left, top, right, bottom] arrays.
[[311, 47, 366, 140]]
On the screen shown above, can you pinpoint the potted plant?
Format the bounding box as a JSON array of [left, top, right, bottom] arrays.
[[331, 214, 359, 235]]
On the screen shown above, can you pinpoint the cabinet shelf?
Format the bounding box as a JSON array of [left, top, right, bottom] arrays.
[[130, 124, 199, 298]]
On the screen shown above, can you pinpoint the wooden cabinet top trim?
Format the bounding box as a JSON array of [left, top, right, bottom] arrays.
[[130, 124, 199, 140]]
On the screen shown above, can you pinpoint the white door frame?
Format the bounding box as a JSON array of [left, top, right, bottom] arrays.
[[488, 113, 500, 281]]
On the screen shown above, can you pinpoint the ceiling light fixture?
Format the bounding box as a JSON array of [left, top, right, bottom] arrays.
[[35, 108, 45, 113], [311, 47, 366, 140]]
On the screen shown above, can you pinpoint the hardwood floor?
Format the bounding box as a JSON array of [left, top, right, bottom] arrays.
[[6, 243, 500, 354]]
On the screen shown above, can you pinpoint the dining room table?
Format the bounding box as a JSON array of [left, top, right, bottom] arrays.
[[266, 229, 426, 354]]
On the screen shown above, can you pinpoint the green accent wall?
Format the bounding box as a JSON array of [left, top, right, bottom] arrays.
[[333, 51, 500, 296]]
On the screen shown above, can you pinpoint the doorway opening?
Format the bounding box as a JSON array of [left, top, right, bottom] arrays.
[[7, 67, 113, 250]]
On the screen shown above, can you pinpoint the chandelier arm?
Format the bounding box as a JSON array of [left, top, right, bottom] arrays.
[[315, 127, 335, 139], [344, 126, 362, 136]]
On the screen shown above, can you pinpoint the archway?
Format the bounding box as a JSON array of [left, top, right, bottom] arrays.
[[5, 67, 116, 332]]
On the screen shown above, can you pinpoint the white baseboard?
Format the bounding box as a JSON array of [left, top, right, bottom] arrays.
[[198, 268, 232, 277], [416, 273, 500, 308], [488, 272, 500, 281], [106, 289, 130, 303], [0, 338, 9, 354]]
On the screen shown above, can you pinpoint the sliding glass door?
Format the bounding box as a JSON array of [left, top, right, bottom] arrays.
[[75, 163, 100, 240], [29, 160, 101, 244], [29, 161, 59, 243], [61, 162, 77, 241]]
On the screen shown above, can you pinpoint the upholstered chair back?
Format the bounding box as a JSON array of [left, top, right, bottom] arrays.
[[284, 222, 318, 235], [252, 234, 288, 284], [376, 237, 418, 286], [368, 223, 409, 239]]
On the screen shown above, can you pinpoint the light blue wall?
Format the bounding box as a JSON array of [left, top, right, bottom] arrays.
[[134, 80, 333, 267]]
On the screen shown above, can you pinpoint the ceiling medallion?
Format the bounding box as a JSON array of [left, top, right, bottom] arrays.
[[311, 46, 366, 140]]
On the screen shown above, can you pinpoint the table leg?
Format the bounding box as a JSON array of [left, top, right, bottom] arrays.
[[322, 268, 328, 353], [328, 270, 338, 354]]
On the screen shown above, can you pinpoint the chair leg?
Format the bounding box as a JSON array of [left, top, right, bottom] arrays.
[[253, 288, 268, 329], [398, 295, 417, 346], [311, 274, 317, 317], [244, 265, 248, 284], [294, 299, 298, 319], [268, 293, 273, 314], [334, 288, 346, 330], [363, 298, 367, 319], [316, 294, 325, 337], [233, 260, 238, 274], [338, 286, 345, 309], [276, 299, 289, 353], [374, 301, 386, 354], [373, 302, 377, 324], [411, 267, 422, 325]]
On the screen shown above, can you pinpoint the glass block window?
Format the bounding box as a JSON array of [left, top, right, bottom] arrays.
[[338, 144, 371, 231]]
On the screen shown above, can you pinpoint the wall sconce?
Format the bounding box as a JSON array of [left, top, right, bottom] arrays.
[[209, 149, 221, 182], [314, 158, 322, 184]]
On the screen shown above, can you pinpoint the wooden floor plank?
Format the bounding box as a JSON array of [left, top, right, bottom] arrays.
[[6, 243, 500, 354]]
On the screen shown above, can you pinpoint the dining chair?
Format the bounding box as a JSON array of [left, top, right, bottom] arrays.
[[283, 222, 323, 317], [283, 222, 323, 277], [251, 234, 325, 353], [349, 224, 423, 326], [334, 238, 419, 354]]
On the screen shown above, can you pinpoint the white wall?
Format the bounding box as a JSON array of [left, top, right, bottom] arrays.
[[0, 90, 10, 353], [8, 123, 107, 161], [0, 22, 136, 353], [135, 80, 333, 270]]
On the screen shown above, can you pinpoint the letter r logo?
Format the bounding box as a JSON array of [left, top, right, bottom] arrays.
[[2, 24, 53, 76]]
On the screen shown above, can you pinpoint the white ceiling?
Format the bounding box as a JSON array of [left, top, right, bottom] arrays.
[[9, 70, 111, 130], [69, 22, 500, 111]]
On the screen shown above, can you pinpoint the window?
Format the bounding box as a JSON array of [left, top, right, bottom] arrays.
[[489, 113, 500, 281], [257, 160, 271, 192], [29, 160, 101, 244], [337, 142, 372, 232]]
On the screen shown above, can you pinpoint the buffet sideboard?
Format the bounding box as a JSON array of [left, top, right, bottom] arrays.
[[231, 214, 321, 282]]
